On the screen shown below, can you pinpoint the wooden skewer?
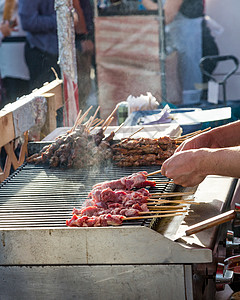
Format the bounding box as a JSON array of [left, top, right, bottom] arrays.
[[175, 127, 211, 142], [121, 127, 144, 143], [150, 191, 194, 197], [175, 130, 201, 140], [155, 181, 175, 184], [103, 116, 114, 133], [77, 105, 93, 126], [90, 118, 101, 127], [91, 105, 100, 125], [148, 202, 197, 207], [84, 116, 93, 131], [114, 121, 125, 133], [128, 127, 144, 138], [147, 170, 161, 177], [71, 109, 82, 132], [101, 105, 118, 128], [90, 119, 104, 131], [148, 199, 195, 205], [148, 197, 195, 203], [147, 205, 186, 209], [139, 209, 189, 215], [124, 213, 183, 220]]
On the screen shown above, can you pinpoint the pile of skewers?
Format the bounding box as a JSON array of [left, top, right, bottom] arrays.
[[112, 136, 177, 167], [27, 106, 116, 168], [66, 170, 195, 227]]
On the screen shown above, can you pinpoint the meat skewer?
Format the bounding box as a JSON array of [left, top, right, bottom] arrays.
[[66, 212, 184, 227], [112, 136, 177, 167], [92, 171, 156, 191]]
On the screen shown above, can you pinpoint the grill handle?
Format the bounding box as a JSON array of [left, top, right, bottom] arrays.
[[185, 210, 236, 236]]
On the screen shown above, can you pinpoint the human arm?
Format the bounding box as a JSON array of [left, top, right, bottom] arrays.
[[73, 0, 87, 34], [161, 146, 240, 187], [141, 0, 183, 24], [176, 121, 240, 153], [18, 0, 57, 33]]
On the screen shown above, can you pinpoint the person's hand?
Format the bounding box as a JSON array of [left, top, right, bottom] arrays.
[[161, 148, 210, 187], [0, 21, 13, 37]]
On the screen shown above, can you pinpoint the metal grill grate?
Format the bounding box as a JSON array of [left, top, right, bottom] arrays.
[[0, 163, 175, 229]]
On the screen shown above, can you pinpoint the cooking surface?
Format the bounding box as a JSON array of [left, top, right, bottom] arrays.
[[0, 163, 175, 229]]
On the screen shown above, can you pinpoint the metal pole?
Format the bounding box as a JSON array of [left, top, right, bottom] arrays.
[[156, 0, 167, 103]]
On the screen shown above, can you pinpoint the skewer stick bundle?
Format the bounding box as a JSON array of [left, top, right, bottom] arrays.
[[150, 191, 194, 197], [103, 116, 114, 133], [71, 109, 82, 132], [147, 205, 187, 210], [124, 213, 183, 220], [139, 209, 188, 215], [90, 119, 104, 131], [77, 105, 93, 126], [101, 105, 118, 128], [175, 127, 211, 143]]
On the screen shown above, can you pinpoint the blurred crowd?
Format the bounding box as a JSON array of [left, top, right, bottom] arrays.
[[0, 0, 95, 111]]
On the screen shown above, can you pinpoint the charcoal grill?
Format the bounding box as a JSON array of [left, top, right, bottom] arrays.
[[0, 162, 238, 300]]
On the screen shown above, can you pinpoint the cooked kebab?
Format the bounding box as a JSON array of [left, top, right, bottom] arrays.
[[27, 125, 113, 168], [112, 136, 177, 167]]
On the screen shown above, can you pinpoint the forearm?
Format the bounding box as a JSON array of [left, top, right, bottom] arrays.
[[206, 146, 240, 178], [207, 121, 240, 148]]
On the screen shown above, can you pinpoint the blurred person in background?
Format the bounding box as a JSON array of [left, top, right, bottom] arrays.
[[141, 0, 218, 104], [0, 0, 30, 109], [0, 19, 14, 107], [18, 0, 60, 92], [73, 0, 95, 111]]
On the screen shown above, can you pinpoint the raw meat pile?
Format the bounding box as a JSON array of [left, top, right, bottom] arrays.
[[66, 171, 156, 227], [27, 125, 113, 168], [112, 136, 177, 167]]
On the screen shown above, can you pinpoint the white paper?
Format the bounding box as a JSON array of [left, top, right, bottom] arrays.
[[208, 80, 219, 104]]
